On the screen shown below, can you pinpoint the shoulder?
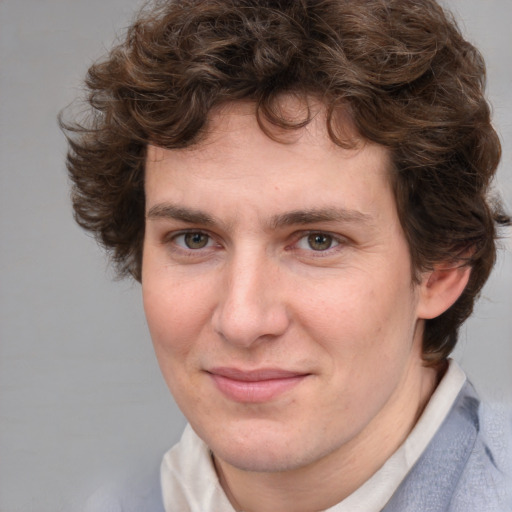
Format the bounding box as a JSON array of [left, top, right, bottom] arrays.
[[82, 462, 164, 512], [384, 382, 512, 512], [449, 398, 512, 511]]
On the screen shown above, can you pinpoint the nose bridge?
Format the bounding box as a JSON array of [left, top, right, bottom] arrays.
[[213, 246, 288, 347]]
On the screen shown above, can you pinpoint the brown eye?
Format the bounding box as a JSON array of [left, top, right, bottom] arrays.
[[307, 233, 334, 251], [183, 232, 210, 249]]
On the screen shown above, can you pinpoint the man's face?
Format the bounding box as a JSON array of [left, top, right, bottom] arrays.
[[142, 101, 432, 474]]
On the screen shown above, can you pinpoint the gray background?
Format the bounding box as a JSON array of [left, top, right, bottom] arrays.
[[0, 1, 510, 511]]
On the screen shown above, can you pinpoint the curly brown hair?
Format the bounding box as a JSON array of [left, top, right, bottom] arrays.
[[61, 0, 510, 365]]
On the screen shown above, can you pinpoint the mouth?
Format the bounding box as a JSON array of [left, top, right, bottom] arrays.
[[206, 367, 310, 403]]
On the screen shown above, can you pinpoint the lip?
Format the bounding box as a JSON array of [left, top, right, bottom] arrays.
[[207, 367, 310, 403]]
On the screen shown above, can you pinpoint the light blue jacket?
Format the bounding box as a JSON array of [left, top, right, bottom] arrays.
[[382, 382, 511, 512]]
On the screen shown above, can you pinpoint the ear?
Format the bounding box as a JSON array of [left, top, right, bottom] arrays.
[[416, 263, 471, 320]]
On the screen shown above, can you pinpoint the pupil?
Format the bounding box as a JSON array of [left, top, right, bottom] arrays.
[[308, 233, 332, 251], [185, 232, 208, 249]]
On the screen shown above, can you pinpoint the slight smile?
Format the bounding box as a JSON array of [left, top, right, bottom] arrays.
[[207, 368, 311, 403]]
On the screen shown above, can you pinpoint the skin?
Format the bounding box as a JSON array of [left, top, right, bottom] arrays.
[[142, 100, 469, 512]]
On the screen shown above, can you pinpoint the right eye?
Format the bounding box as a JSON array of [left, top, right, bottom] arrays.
[[173, 232, 214, 250]]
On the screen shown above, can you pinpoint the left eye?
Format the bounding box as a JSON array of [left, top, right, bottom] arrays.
[[174, 232, 212, 249], [296, 233, 340, 251]]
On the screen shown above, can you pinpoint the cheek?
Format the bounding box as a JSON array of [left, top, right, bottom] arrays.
[[300, 270, 418, 361], [142, 282, 204, 403], [142, 272, 208, 360]]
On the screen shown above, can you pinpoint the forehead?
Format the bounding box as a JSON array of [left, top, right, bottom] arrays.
[[147, 97, 391, 173], [145, 99, 395, 224]]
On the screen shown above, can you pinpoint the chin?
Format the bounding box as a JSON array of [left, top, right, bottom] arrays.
[[216, 445, 307, 473], [201, 419, 331, 473]]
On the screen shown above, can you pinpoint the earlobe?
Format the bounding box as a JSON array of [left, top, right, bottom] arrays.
[[417, 264, 471, 320]]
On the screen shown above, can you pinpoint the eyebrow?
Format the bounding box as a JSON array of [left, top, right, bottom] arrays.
[[147, 203, 374, 230], [268, 208, 374, 230], [146, 204, 215, 225]]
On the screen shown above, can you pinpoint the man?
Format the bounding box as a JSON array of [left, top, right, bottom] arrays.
[[63, 0, 511, 510]]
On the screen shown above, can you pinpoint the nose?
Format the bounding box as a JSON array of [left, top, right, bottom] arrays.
[[212, 251, 290, 348]]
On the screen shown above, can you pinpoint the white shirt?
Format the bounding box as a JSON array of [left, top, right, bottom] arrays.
[[160, 360, 466, 512]]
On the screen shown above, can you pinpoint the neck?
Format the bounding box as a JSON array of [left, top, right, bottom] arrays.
[[214, 358, 440, 512]]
